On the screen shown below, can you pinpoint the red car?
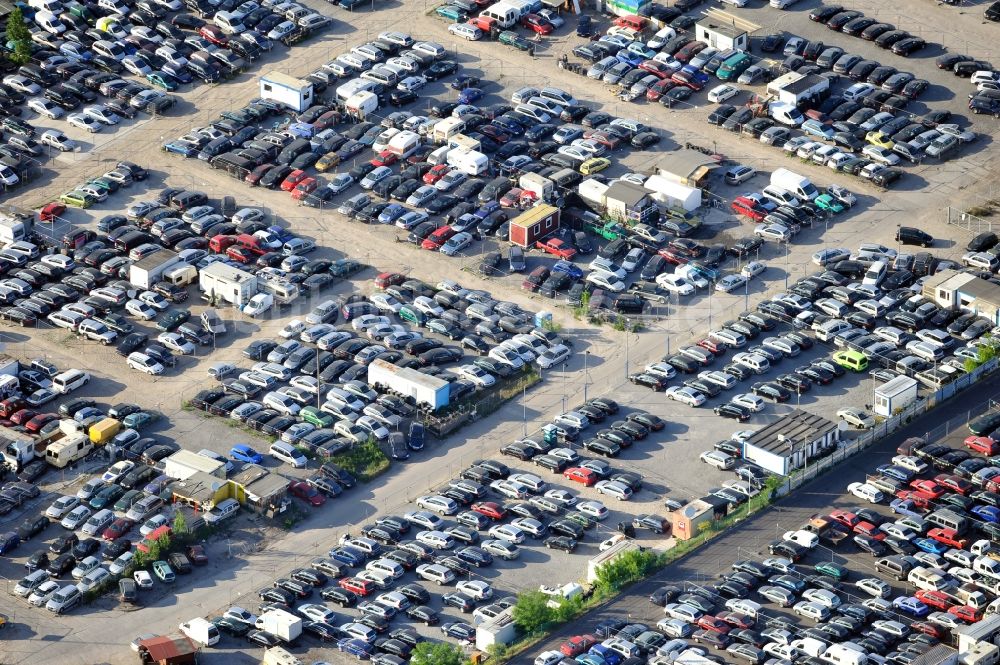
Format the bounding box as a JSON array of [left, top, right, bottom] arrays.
[[25, 413, 57, 433], [289, 481, 326, 506], [697, 338, 727, 355], [422, 225, 456, 250], [716, 611, 754, 629], [536, 237, 577, 260], [949, 605, 982, 623], [928, 527, 967, 549], [911, 622, 945, 639], [647, 78, 677, 102], [582, 129, 622, 150], [198, 24, 228, 46], [852, 521, 885, 541], [829, 509, 859, 529], [909, 479, 945, 499], [245, 163, 273, 186], [226, 246, 255, 264], [696, 616, 731, 634], [731, 196, 768, 222], [914, 589, 951, 610], [638, 59, 671, 79], [893, 490, 930, 509], [471, 502, 507, 521], [423, 164, 450, 184], [560, 634, 598, 657], [339, 577, 373, 596], [563, 467, 598, 487], [522, 14, 553, 34], [291, 178, 318, 200], [210, 234, 238, 253], [280, 169, 308, 192], [0, 397, 26, 419], [657, 248, 691, 265], [9, 408, 37, 426], [103, 517, 134, 541], [370, 151, 398, 167], [675, 40, 707, 63], [934, 473, 972, 495], [966, 435, 999, 455], [374, 272, 406, 289], [40, 201, 66, 222]]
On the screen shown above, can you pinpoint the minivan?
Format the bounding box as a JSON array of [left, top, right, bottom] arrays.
[[833, 350, 868, 372], [204, 498, 239, 523], [927, 508, 969, 535], [53, 369, 90, 394], [269, 441, 307, 468], [908, 566, 952, 592], [46, 585, 82, 613], [539, 87, 577, 107], [876, 555, 916, 580]]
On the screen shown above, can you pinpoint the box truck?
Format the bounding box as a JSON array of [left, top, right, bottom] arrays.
[[129, 251, 183, 290], [179, 617, 220, 646], [255, 609, 302, 643]]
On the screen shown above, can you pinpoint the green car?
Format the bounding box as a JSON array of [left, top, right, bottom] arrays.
[[152, 560, 175, 583], [814, 194, 845, 214], [87, 177, 119, 194], [814, 561, 848, 580], [59, 190, 95, 208], [89, 484, 125, 510], [156, 309, 190, 331], [565, 512, 597, 530], [113, 489, 144, 513], [123, 411, 159, 431], [146, 72, 179, 91], [499, 30, 531, 51], [301, 406, 334, 428], [434, 4, 465, 20]]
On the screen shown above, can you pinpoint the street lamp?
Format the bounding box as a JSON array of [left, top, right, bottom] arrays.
[[584, 351, 590, 402], [624, 318, 631, 377]]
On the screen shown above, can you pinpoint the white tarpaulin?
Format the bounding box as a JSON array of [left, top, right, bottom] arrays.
[[644, 175, 701, 212]]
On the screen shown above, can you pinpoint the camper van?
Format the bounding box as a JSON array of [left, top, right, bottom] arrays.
[[45, 436, 93, 468]]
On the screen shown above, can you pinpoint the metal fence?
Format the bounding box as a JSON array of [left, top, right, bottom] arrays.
[[946, 206, 996, 234]]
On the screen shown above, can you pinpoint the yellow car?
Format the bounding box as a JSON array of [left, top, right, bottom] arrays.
[[865, 131, 894, 150], [59, 190, 94, 208], [579, 157, 611, 175], [315, 152, 341, 172]]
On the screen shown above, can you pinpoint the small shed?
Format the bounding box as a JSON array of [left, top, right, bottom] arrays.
[[242, 472, 291, 513], [741, 410, 839, 475], [475, 607, 517, 651], [604, 181, 657, 225], [696, 20, 748, 51], [163, 449, 225, 481], [644, 175, 702, 212], [170, 471, 230, 512], [509, 204, 561, 248], [873, 375, 918, 417], [260, 71, 314, 113], [654, 149, 723, 188], [136, 634, 199, 665], [671, 499, 715, 541]]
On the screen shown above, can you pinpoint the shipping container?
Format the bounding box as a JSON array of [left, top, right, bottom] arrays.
[[510, 204, 561, 248]]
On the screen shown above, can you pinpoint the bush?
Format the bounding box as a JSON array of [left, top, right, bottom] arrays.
[[409, 642, 467, 665], [593, 548, 662, 597], [511, 590, 555, 636]]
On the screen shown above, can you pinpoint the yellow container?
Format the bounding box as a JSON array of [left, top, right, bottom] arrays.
[[89, 417, 120, 444]]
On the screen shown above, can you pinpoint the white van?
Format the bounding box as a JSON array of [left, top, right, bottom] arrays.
[[814, 319, 853, 342], [28, 0, 61, 11], [52, 369, 90, 394], [46, 585, 82, 613], [268, 441, 306, 468], [204, 498, 239, 523], [734, 352, 770, 374], [365, 558, 404, 580], [782, 529, 819, 549], [34, 10, 66, 34], [416, 563, 456, 584], [480, 2, 517, 27], [213, 10, 246, 33], [907, 566, 952, 592], [863, 260, 888, 287], [724, 598, 761, 619], [770, 167, 819, 201], [822, 643, 868, 665]]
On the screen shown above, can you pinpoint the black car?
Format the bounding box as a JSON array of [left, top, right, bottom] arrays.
[[714, 403, 752, 422], [751, 382, 791, 402], [544, 535, 577, 552]]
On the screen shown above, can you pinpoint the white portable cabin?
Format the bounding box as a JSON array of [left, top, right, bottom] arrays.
[[644, 174, 702, 212], [259, 72, 314, 113]]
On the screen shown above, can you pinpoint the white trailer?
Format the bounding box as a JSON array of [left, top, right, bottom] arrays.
[[367, 359, 450, 410], [0, 354, 18, 377], [386, 130, 421, 158], [344, 90, 378, 121], [129, 250, 182, 290], [0, 215, 33, 246], [260, 71, 315, 113], [199, 262, 258, 307], [447, 148, 489, 176], [519, 173, 554, 202], [255, 609, 302, 643]]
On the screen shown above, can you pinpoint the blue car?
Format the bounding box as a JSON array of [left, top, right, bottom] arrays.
[[459, 87, 483, 105], [877, 463, 914, 483], [576, 655, 607, 665], [230, 444, 263, 464], [337, 638, 372, 658], [588, 645, 622, 665], [890, 498, 921, 517], [892, 596, 930, 617], [615, 50, 644, 67], [973, 505, 1000, 523], [914, 537, 947, 555], [163, 140, 199, 157], [576, 15, 593, 37], [328, 547, 366, 567], [552, 260, 584, 280], [474, 201, 502, 220], [377, 203, 407, 224]]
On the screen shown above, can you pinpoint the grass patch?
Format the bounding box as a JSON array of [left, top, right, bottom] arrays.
[[323, 438, 390, 482]]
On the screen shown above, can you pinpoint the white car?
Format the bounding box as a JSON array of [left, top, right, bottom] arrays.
[[741, 261, 766, 279], [243, 293, 273, 317], [665, 385, 705, 407], [448, 23, 482, 40], [46, 495, 80, 519], [397, 75, 427, 93], [440, 231, 473, 256], [415, 495, 459, 515], [456, 364, 496, 387], [157, 332, 195, 355], [134, 570, 154, 588], [892, 455, 928, 474], [491, 479, 529, 500], [82, 105, 120, 125], [370, 293, 402, 313], [60, 505, 93, 530], [28, 580, 61, 606], [537, 344, 571, 369], [489, 523, 525, 544], [544, 488, 576, 506], [645, 362, 676, 379], [456, 580, 493, 600], [862, 144, 901, 166], [4, 75, 40, 94], [837, 408, 874, 429], [28, 97, 64, 119], [67, 113, 101, 132], [122, 55, 152, 76], [699, 370, 737, 390], [127, 352, 164, 375], [707, 84, 739, 103], [847, 482, 884, 503], [754, 224, 791, 242], [279, 319, 305, 338], [600, 534, 627, 551], [102, 460, 135, 483], [655, 273, 695, 295], [700, 450, 735, 470], [730, 393, 765, 413], [586, 270, 626, 292], [39, 129, 76, 152], [675, 265, 708, 289], [716, 274, 748, 293], [124, 299, 156, 320], [139, 291, 169, 310], [576, 499, 609, 520], [594, 480, 633, 501]]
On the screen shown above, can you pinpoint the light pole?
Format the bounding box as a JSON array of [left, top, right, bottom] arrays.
[[624, 318, 631, 377], [783, 241, 790, 290], [584, 351, 590, 402]]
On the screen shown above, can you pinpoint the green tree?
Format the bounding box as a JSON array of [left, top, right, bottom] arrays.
[[512, 590, 555, 635], [593, 549, 660, 595], [172, 511, 188, 539], [6, 8, 31, 64], [409, 642, 466, 665]]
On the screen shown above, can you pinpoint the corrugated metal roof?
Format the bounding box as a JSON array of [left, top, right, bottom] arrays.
[[744, 410, 836, 453], [511, 204, 559, 229]]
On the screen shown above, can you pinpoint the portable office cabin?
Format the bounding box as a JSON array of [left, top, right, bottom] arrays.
[[199, 262, 258, 306], [163, 449, 226, 481], [509, 204, 561, 248], [644, 174, 701, 212], [129, 249, 182, 290], [259, 71, 314, 113], [873, 375, 918, 418], [695, 20, 748, 51], [367, 359, 450, 410]]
